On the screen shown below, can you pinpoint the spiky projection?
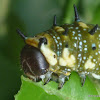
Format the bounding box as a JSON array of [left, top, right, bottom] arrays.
[[89, 24, 98, 35], [53, 15, 57, 26], [73, 4, 80, 22]]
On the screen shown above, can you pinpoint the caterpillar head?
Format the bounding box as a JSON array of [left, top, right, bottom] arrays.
[[16, 29, 51, 79]]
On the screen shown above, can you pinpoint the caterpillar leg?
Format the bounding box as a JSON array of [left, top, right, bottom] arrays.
[[79, 72, 86, 86], [58, 74, 68, 89], [44, 71, 53, 85]]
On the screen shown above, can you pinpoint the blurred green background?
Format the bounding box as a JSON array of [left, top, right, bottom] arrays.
[[0, 0, 100, 100]]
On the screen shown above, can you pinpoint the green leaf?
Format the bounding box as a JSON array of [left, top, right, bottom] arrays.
[[15, 72, 99, 100]]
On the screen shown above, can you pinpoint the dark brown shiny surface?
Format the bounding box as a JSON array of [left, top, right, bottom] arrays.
[[21, 45, 49, 76]]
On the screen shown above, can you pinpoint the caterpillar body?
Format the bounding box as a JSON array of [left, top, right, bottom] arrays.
[[17, 5, 100, 89]]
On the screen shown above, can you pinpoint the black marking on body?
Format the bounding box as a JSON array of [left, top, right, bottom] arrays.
[[65, 43, 68, 48], [62, 28, 68, 36], [89, 24, 98, 35], [38, 37, 47, 48]]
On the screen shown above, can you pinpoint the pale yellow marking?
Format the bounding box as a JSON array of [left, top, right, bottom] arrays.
[[25, 34, 53, 48], [78, 22, 89, 28], [49, 66, 60, 72], [84, 56, 95, 69], [57, 71, 71, 76], [65, 72, 71, 76], [59, 58, 66, 66], [59, 48, 76, 67], [40, 44, 57, 66], [92, 73, 100, 79], [54, 26, 65, 32], [25, 37, 39, 48], [50, 68, 71, 76]]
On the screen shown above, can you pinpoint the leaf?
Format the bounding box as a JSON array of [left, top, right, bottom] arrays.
[[15, 72, 99, 100]]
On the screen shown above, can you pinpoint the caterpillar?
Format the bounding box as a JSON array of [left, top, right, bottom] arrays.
[[17, 4, 100, 89]]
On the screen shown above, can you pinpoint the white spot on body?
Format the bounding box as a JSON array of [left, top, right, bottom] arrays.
[[72, 31, 75, 34], [59, 43, 62, 46], [57, 37, 60, 39], [55, 39, 58, 43], [53, 36, 55, 38], [93, 59, 96, 62], [83, 40, 86, 43], [78, 37, 81, 40], [70, 27, 73, 29], [78, 30, 81, 33], [74, 43, 77, 47], [98, 51, 100, 54], [95, 52, 98, 55], [79, 45, 82, 48], [80, 58, 82, 62], [75, 37, 77, 39], [78, 34, 81, 36], [67, 69, 71, 71], [80, 49, 82, 51], [57, 44, 59, 47], [96, 68, 99, 70], [57, 51, 60, 56], [83, 56, 86, 60], [99, 44, 100, 48], [79, 41, 82, 45], [96, 61, 98, 64], [78, 54, 81, 57], [82, 61, 85, 63], [75, 27, 79, 29], [84, 48, 87, 51], [83, 28, 87, 31]]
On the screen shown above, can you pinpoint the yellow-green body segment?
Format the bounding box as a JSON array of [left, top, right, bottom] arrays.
[[25, 21, 100, 78]]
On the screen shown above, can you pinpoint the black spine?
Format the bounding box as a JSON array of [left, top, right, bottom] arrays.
[[53, 15, 57, 26], [16, 29, 26, 40], [89, 24, 98, 35], [62, 28, 68, 36], [73, 4, 80, 22]]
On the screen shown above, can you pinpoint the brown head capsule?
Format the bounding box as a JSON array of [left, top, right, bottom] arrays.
[[17, 29, 49, 80]]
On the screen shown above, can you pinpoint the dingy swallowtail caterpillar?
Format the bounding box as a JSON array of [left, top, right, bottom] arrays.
[[17, 4, 100, 89]]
